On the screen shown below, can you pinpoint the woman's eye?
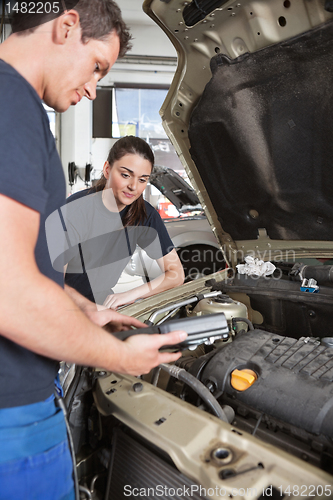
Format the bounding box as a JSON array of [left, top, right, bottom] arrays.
[[94, 63, 100, 73], [121, 173, 129, 178], [139, 178, 147, 183]]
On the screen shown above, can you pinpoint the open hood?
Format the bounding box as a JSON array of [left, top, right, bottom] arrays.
[[143, 0, 333, 266], [150, 165, 201, 212]]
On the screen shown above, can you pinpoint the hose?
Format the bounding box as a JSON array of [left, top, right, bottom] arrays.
[[159, 363, 230, 422], [300, 264, 333, 286], [79, 485, 92, 499], [232, 317, 254, 331], [146, 291, 222, 325]]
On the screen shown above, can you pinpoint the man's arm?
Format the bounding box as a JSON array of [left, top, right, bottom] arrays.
[[0, 195, 186, 375]]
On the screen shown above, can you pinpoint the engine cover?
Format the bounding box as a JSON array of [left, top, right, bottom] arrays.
[[200, 330, 333, 438]]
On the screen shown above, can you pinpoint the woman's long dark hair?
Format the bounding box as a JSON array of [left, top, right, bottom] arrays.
[[94, 136, 154, 227]]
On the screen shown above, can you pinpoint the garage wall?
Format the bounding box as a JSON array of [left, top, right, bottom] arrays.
[[60, 17, 177, 194]]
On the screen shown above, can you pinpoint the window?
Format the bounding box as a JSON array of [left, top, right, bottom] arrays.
[[92, 86, 186, 178], [112, 87, 169, 139]]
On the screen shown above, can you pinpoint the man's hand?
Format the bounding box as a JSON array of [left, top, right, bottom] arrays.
[[86, 307, 146, 330], [118, 330, 188, 376], [64, 285, 145, 329]]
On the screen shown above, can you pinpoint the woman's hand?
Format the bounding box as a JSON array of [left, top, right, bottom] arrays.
[[104, 249, 184, 310], [103, 289, 139, 310]]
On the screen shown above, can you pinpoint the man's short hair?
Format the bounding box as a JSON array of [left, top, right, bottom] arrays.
[[10, 0, 132, 57]]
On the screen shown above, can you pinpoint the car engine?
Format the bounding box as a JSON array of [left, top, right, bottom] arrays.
[[166, 267, 333, 474]]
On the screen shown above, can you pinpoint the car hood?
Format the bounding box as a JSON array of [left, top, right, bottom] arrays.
[[143, 0, 333, 266], [150, 165, 201, 212]]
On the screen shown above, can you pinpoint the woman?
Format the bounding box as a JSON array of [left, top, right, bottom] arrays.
[[64, 136, 184, 309]]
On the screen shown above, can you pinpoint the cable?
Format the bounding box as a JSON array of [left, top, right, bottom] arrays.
[[55, 396, 80, 500], [159, 363, 230, 422], [151, 366, 161, 386], [252, 413, 263, 436]]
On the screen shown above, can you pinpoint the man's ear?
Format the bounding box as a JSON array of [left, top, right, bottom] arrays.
[[53, 10, 80, 44], [103, 161, 110, 179]]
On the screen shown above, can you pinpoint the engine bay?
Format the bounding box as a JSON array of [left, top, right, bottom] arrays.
[[62, 262, 333, 499]]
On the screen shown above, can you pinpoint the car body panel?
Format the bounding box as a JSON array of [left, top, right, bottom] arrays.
[[164, 217, 220, 249]]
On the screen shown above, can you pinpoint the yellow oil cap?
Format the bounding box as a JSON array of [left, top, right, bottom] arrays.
[[231, 369, 257, 391]]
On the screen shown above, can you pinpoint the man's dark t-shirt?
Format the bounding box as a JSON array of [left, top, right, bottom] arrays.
[[64, 188, 174, 304], [0, 60, 66, 408]]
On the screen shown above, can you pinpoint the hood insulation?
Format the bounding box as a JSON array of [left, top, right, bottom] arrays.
[[188, 21, 333, 241]]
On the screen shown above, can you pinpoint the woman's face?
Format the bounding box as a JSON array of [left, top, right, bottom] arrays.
[[103, 153, 152, 211]]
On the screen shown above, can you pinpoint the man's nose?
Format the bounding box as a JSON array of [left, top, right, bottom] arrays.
[[83, 79, 97, 101]]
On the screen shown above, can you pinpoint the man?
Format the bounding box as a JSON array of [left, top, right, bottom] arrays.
[[0, 2, 186, 498]]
